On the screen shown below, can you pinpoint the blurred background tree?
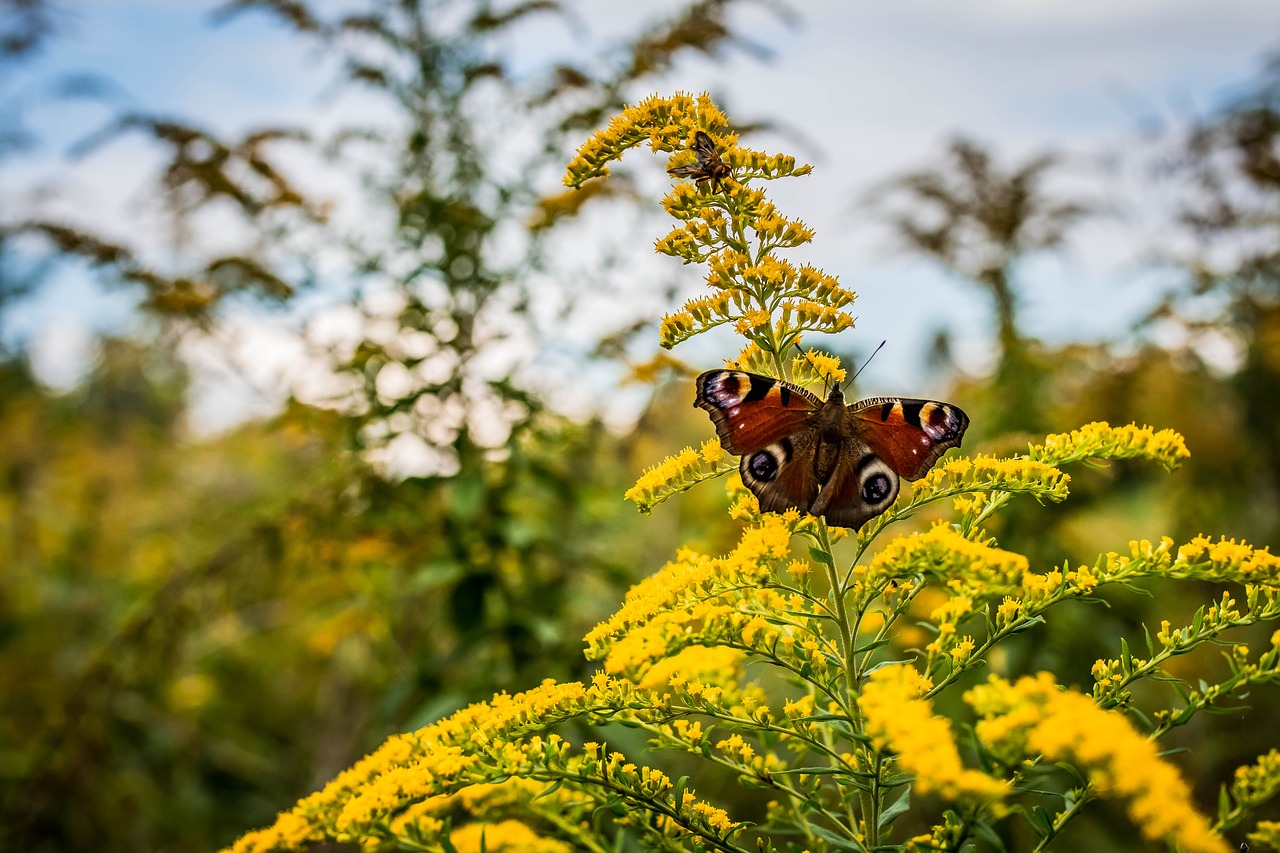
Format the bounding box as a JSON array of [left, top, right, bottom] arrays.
[[0, 1, 1278, 851], [0, 0, 763, 849], [869, 137, 1093, 437]]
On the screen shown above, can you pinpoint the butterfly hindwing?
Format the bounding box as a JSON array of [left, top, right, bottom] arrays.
[[738, 430, 821, 515], [850, 397, 969, 481], [809, 447, 903, 530]]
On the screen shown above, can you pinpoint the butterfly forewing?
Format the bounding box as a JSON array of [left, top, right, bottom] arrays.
[[695, 370, 820, 454], [850, 397, 969, 481]]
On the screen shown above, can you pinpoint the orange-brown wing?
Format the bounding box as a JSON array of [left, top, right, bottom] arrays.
[[804, 440, 902, 530], [695, 370, 821, 454], [850, 397, 969, 481], [738, 429, 821, 516]]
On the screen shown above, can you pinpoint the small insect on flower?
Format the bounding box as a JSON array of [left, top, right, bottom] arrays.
[[668, 130, 733, 193]]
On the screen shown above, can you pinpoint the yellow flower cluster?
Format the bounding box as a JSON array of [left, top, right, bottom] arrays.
[[226, 670, 755, 853], [636, 644, 745, 691], [865, 522, 1028, 592], [625, 440, 734, 512], [585, 516, 823, 679], [1250, 820, 1280, 850], [225, 679, 606, 852], [565, 92, 852, 361], [1091, 534, 1280, 587], [906, 455, 1070, 508], [790, 347, 847, 388], [225, 812, 319, 853], [388, 780, 582, 853], [1230, 748, 1280, 813], [576, 747, 740, 843], [859, 663, 1009, 803], [563, 92, 731, 186], [967, 673, 1228, 853], [905, 813, 967, 853], [448, 821, 572, 853], [659, 254, 856, 353], [1029, 421, 1190, 471], [1176, 534, 1280, 585]]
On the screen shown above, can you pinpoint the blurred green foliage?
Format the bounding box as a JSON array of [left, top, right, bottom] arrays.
[[0, 1, 1278, 851]]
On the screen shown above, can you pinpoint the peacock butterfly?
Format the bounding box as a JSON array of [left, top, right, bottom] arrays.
[[695, 369, 969, 529], [667, 130, 732, 193]]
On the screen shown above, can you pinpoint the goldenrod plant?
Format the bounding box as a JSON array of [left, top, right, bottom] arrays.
[[226, 94, 1280, 853]]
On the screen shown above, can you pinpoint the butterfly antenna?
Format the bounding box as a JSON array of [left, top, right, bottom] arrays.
[[844, 340, 886, 391]]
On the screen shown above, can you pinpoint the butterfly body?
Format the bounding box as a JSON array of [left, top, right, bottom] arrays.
[[667, 130, 732, 193], [695, 369, 969, 529]]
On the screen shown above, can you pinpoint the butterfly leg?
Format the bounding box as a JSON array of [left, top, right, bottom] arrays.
[[808, 474, 841, 517]]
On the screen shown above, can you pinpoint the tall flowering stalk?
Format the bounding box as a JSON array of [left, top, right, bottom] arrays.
[[227, 95, 1280, 853]]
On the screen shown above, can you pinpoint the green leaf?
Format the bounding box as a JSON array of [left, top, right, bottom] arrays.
[[1030, 804, 1055, 837], [853, 636, 891, 655], [971, 819, 1007, 850], [672, 775, 689, 809], [1055, 762, 1087, 788], [809, 546, 834, 567], [807, 825, 862, 851], [535, 778, 564, 800], [878, 786, 911, 830], [770, 766, 846, 776]]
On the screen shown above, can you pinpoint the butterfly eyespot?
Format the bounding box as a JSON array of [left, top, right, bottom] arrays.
[[748, 449, 779, 482], [862, 472, 892, 504]]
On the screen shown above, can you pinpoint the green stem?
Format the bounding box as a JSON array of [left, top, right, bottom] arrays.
[[814, 520, 878, 845], [1030, 787, 1093, 853]]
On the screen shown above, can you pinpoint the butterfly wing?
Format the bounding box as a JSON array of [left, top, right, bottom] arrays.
[[695, 370, 824, 513], [807, 442, 903, 530], [695, 370, 821, 454], [695, 377, 968, 529], [850, 397, 969, 480], [801, 397, 966, 529]]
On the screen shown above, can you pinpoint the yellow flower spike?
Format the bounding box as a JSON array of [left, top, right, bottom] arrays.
[[625, 444, 735, 513], [1029, 421, 1190, 471], [860, 663, 1009, 804], [1250, 821, 1280, 850], [699, 439, 725, 464], [785, 559, 811, 579], [870, 522, 1029, 591], [725, 340, 774, 374], [790, 348, 846, 387], [910, 454, 1070, 506], [1231, 749, 1280, 812], [449, 821, 572, 853], [658, 311, 694, 349], [967, 674, 1229, 853]]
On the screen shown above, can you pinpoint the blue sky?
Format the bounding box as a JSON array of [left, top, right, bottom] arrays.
[[4, 0, 1279, 421]]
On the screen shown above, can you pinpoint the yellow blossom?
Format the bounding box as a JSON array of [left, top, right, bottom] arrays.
[[1029, 421, 1190, 471], [869, 522, 1028, 591], [449, 821, 572, 853], [967, 673, 1228, 853], [625, 445, 734, 512], [860, 663, 1008, 803]]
